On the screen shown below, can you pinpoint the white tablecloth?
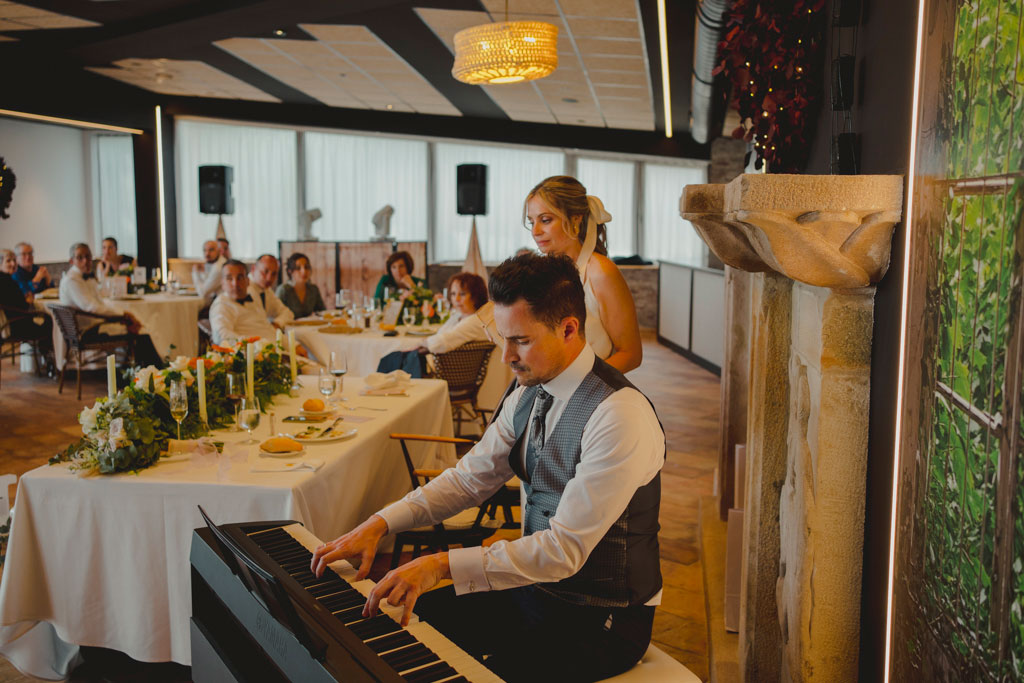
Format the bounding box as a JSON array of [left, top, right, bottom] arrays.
[[0, 376, 455, 677], [44, 293, 205, 367], [294, 322, 514, 412]]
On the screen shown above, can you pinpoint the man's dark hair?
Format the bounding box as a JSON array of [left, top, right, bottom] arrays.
[[222, 258, 247, 272], [489, 253, 586, 332], [102, 236, 118, 248]]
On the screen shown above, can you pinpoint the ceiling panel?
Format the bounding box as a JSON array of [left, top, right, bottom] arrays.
[[558, 0, 637, 19], [0, 2, 98, 29], [87, 59, 278, 101]]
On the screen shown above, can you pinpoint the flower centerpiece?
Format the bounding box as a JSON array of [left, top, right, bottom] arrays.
[[50, 338, 292, 475], [388, 285, 444, 325]]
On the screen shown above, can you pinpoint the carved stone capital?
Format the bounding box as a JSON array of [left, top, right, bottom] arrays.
[[681, 184, 772, 273], [683, 174, 904, 289]]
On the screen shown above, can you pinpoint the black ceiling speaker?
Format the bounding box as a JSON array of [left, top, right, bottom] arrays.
[[199, 165, 234, 215], [456, 164, 487, 216], [831, 54, 856, 110]]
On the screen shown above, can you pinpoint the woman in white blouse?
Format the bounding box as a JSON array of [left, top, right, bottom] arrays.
[[418, 272, 489, 354]]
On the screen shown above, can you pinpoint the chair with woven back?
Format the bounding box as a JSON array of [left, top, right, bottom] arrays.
[[49, 304, 136, 399], [0, 304, 50, 389], [427, 340, 495, 436], [387, 433, 504, 569], [197, 318, 213, 355]]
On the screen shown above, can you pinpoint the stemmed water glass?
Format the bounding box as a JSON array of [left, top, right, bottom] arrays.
[[318, 368, 337, 407], [238, 396, 261, 445], [329, 351, 347, 401], [169, 379, 188, 441], [225, 372, 245, 431]]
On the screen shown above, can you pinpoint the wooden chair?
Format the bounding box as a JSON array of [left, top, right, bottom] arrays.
[[197, 318, 213, 355], [49, 304, 135, 399], [388, 433, 502, 568], [428, 341, 495, 436], [0, 304, 50, 388]]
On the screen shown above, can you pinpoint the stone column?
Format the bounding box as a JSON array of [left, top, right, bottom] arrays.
[[682, 174, 903, 683]]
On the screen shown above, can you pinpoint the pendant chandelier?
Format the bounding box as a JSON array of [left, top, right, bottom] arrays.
[[452, 3, 558, 85]]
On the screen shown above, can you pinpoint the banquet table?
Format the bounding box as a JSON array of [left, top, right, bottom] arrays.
[[0, 376, 456, 678], [43, 292, 206, 366], [293, 320, 514, 413]]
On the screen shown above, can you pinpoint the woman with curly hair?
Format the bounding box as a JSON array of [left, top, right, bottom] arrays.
[[276, 252, 326, 318]]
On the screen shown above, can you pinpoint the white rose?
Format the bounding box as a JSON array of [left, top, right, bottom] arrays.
[[107, 417, 128, 449], [169, 356, 190, 372], [79, 403, 100, 435]]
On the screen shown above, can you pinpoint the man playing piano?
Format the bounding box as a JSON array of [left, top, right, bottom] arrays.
[[312, 253, 665, 682]]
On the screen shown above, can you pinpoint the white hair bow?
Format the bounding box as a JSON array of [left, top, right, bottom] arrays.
[[586, 195, 612, 224], [577, 195, 612, 279]]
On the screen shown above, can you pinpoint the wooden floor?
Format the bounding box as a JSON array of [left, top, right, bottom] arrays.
[[0, 331, 720, 681]]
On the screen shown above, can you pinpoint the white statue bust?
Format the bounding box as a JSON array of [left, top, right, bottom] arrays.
[[371, 205, 394, 241]]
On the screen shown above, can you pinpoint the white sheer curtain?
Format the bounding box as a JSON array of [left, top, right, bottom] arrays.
[[433, 142, 564, 262], [175, 119, 297, 259], [576, 158, 636, 257], [642, 163, 709, 266], [304, 131, 428, 242], [93, 134, 137, 258]]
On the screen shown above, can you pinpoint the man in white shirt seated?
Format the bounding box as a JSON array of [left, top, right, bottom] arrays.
[[59, 243, 162, 366], [311, 253, 665, 682], [191, 240, 226, 302], [209, 260, 321, 362], [248, 254, 293, 329]]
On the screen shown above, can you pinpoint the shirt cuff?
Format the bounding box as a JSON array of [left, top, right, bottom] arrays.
[[376, 500, 416, 536], [449, 546, 489, 595]]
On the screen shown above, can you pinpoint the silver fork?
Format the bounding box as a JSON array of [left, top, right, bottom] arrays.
[[342, 405, 388, 412]]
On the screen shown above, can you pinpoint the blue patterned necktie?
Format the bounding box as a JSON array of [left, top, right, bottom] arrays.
[[525, 388, 555, 478]]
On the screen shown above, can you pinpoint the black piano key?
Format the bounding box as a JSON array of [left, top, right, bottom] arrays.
[[350, 615, 402, 640], [386, 645, 438, 672], [332, 605, 367, 623], [440, 678, 468, 683], [402, 661, 458, 683], [319, 593, 364, 610], [366, 631, 418, 653], [308, 582, 352, 598]]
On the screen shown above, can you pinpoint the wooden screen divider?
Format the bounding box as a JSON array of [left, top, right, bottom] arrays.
[[278, 241, 427, 309]]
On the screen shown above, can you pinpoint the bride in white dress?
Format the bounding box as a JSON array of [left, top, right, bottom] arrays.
[[522, 175, 642, 373]]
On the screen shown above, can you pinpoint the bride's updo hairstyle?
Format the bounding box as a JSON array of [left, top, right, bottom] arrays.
[[524, 175, 609, 256]]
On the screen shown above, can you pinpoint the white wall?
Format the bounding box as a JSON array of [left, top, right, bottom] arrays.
[[0, 117, 92, 262]]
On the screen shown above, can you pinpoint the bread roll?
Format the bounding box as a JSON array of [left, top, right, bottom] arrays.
[[302, 398, 326, 412], [262, 436, 303, 453]]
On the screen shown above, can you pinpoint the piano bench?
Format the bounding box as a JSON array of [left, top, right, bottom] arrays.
[[605, 644, 702, 682]]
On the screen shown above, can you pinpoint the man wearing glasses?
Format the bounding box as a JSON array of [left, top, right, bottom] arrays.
[[12, 242, 52, 295]]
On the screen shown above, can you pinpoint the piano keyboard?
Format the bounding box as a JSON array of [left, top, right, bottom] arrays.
[[246, 523, 503, 683]]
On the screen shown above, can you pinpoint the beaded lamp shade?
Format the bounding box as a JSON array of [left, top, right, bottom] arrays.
[[452, 21, 558, 85]]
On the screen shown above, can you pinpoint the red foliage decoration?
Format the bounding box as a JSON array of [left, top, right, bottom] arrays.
[[713, 0, 826, 172]]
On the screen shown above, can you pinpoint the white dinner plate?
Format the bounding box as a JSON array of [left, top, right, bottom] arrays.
[[404, 327, 434, 337], [258, 446, 307, 458], [293, 428, 358, 443]]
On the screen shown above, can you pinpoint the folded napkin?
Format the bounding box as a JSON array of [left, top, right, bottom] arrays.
[[250, 459, 324, 473], [363, 370, 411, 393]]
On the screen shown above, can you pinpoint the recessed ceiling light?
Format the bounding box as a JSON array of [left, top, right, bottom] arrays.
[[562, 97, 578, 103], [273, 29, 286, 37], [386, 104, 394, 110]]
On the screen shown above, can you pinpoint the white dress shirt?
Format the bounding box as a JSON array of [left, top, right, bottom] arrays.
[[193, 256, 226, 301], [59, 265, 128, 334], [248, 282, 294, 328], [425, 311, 490, 354], [208, 292, 276, 344], [378, 344, 664, 602]]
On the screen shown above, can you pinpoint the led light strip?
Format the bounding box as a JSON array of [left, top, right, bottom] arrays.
[[0, 108, 143, 135], [883, 0, 927, 679], [155, 106, 168, 281], [657, 0, 672, 138]]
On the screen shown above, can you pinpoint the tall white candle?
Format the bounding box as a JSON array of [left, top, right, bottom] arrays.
[[106, 354, 116, 399], [276, 328, 284, 358], [197, 360, 207, 425], [246, 342, 255, 401], [287, 330, 297, 385]]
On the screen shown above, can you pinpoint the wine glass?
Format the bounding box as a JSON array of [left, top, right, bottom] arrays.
[[225, 372, 245, 432], [329, 351, 347, 400], [169, 379, 188, 441], [402, 306, 415, 327], [238, 396, 261, 445], [318, 367, 337, 406]]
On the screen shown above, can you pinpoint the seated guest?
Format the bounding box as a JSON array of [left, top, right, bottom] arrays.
[[418, 272, 490, 355], [210, 260, 313, 360], [1, 249, 16, 276], [373, 250, 426, 301], [0, 251, 52, 346], [312, 253, 665, 682], [249, 254, 294, 329], [276, 253, 325, 319], [95, 237, 136, 278], [59, 243, 162, 366], [192, 240, 226, 302], [12, 242, 52, 296], [217, 237, 231, 260]]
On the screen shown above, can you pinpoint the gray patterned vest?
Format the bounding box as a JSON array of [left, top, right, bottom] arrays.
[[506, 356, 664, 607]]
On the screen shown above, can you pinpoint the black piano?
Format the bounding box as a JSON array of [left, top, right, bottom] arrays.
[[190, 514, 503, 683]]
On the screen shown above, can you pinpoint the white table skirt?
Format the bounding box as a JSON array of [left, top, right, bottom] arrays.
[[0, 376, 455, 676], [44, 294, 205, 368], [294, 322, 514, 411]]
